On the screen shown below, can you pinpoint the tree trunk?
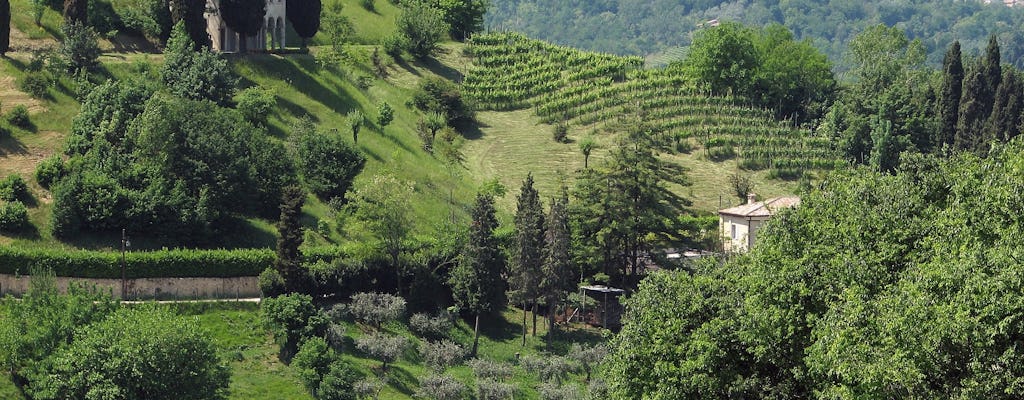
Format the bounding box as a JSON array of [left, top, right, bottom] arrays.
[[521, 301, 527, 347], [472, 313, 481, 358], [393, 253, 401, 296], [548, 298, 557, 336], [531, 301, 537, 336]]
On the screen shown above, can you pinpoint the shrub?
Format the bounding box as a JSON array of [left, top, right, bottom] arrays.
[[0, 247, 275, 278], [359, 0, 374, 11], [259, 267, 286, 298], [412, 77, 472, 124], [538, 381, 583, 400], [5, 105, 30, 129], [354, 377, 384, 399], [420, 340, 466, 372], [347, 292, 406, 328], [415, 374, 465, 400], [236, 86, 276, 127], [376, 101, 394, 127], [296, 129, 366, 203], [59, 22, 101, 71], [468, 358, 514, 380], [262, 293, 330, 359], [293, 337, 337, 393], [317, 361, 360, 400], [0, 174, 29, 202], [355, 332, 408, 371], [522, 354, 575, 384], [477, 379, 516, 400], [20, 72, 51, 98], [0, 201, 29, 232], [409, 311, 453, 339], [382, 34, 406, 58], [553, 122, 568, 143]]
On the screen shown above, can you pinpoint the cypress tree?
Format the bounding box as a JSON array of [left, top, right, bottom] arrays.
[[0, 0, 9, 57], [983, 35, 1002, 106], [170, 0, 211, 49], [287, 0, 322, 48], [449, 192, 504, 358], [511, 173, 545, 345], [63, 0, 87, 25], [275, 185, 307, 294], [540, 184, 572, 336], [956, 65, 988, 153], [938, 41, 963, 149], [219, 0, 266, 53], [987, 70, 1022, 142]]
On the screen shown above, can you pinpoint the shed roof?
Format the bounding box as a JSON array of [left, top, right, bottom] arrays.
[[718, 196, 801, 217]]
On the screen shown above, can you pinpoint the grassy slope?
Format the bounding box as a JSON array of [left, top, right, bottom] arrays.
[[0, 302, 603, 400]]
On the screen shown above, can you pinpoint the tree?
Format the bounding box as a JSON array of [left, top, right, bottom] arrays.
[[29, 307, 229, 400], [347, 109, 364, 144], [320, 1, 353, 54], [510, 174, 545, 345], [957, 66, 988, 153], [578, 135, 596, 169], [415, 374, 466, 400], [346, 292, 406, 329], [682, 22, 758, 97], [986, 69, 1023, 142], [276, 185, 307, 293], [449, 192, 504, 357], [169, 0, 211, 48], [355, 333, 409, 372], [350, 174, 414, 293], [420, 340, 466, 372], [219, 0, 266, 53], [434, 0, 488, 41], [288, 0, 322, 48], [938, 41, 964, 149], [0, 0, 9, 57], [59, 22, 100, 71], [317, 361, 360, 400], [750, 24, 835, 121], [292, 337, 337, 395], [262, 293, 330, 359], [295, 128, 366, 203], [62, 0, 86, 24], [162, 22, 239, 106], [397, 1, 449, 59], [728, 173, 754, 205], [539, 184, 572, 334]]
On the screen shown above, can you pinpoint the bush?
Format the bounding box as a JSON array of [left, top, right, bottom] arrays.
[[409, 311, 453, 339], [477, 379, 516, 400], [415, 374, 465, 400], [382, 34, 406, 58], [347, 292, 406, 328], [20, 72, 51, 99], [0, 201, 30, 232], [259, 267, 286, 297], [359, 0, 374, 11], [27, 307, 230, 400], [538, 381, 583, 400], [111, 0, 172, 41], [0, 246, 275, 278], [412, 77, 472, 124], [262, 294, 330, 359], [468, 358, 514, 380], [420, 340, 466, 372], [59, 22, 101, 71], [5, 105, 30, 129], [34, 156, 65, 189], [376, 101, 394, 127], [553, 123, 568, 143], [0, 174, 29, 202], [296, 129, 366, 203], [318, 361, 360, 400], [355, 333, 408, 371], [293, 337, 337, 392], [236, 86, 276, 127]]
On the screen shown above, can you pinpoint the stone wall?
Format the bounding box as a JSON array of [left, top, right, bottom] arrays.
[[0, 274, 260, 300]]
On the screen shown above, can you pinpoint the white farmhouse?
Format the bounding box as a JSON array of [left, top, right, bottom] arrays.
[[719, 194, 800, 253], [205, 0, 287, 52]]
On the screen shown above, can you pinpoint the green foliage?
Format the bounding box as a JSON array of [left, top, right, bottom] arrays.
[[19, 71, 51, 98], [236, 86, 276, 127], [510, 173, 544, 340], [261, 293, 329, 358], [396, 0, 448, 59], [162, 22, 239, 106], [287, 0, 322, 47], [168, 0, 209, 48], [449, 192, 504, 356], [276, 185, 307, 294], [727, 173, 754, 205], [552, 122, 567, 143], [420, 339, 466, 371], [409, 311, 453, 339], [62, 0, 87, 25], [111, 0, 172, 42], [349, 173, 414, 290], [376, 100, 394, 126], [346, 109, 364, 142], [415, 374, 466, 400], [293, 337, 337, 393], [259, 267, 286, 297], [0, 201, 29, 231], [0, 173, 28, 202], [682, 22, 758, 96], [320, 0, 352, 53], [0, 246, 274, 277], [938, 41, 964, 149], [359, 0, 373, 11], [4, 104, 28, 128], [295, 127, 366, 202], [346, 292, 406, 328], [539, 184, 572, 331], [354, 332, 408, 371], [29, 306, 229, 400], [434, 0, 487, 41], [412, 76, 472, 124], [316, 361, 360, 400], [58, 22, 100, 71]]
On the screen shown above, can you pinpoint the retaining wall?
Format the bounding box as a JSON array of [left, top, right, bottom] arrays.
[[0, 274, 260, 300]]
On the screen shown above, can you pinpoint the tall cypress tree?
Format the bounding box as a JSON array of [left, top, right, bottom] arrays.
[[938, 41, 963, 149], [511, 173, 545, 345], [449, 192, 504, 358], [170, 0, 211, 49], [0, 0, 9, 57], [987, 70, 1022, 142], [275, 185, 307, 294], [957, 65, 988, 153], [540, 184, 572, 336], [219, 0, 266, 53], [983, 35, 1002, 107], [287, 0, 322, 48]]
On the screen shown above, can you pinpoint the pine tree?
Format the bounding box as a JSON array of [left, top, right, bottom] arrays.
[[510, 173, 545, 346], [540, 184, 572, 336], [170, 0, 211, 49], [938, 41, 963, 149], [276, 185, 307, 293], [449, 192, 504, 358], [219, 0, 267, 53], [63, 0, 86, 25], [0, 0, 9, 57], [287, 0, 322, 48], [987, 69, 1022, 142]]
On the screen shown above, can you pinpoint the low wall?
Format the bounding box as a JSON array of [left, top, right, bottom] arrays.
[[0, 274, 260, 300]]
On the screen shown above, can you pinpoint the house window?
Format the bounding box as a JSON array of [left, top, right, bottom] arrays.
[[731, 224, 736, 240]]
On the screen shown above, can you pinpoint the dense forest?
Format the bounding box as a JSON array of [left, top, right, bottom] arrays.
[[485, 0, 1024, 70]]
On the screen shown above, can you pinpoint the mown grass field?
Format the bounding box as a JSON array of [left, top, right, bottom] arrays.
[[0, 301, 605, 399]]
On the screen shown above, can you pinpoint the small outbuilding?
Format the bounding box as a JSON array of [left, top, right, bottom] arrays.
[[719, 193, 800, 253]]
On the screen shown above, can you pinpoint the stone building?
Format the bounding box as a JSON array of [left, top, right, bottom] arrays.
[[205, 0, 287, 52], [719, 194, 800, 253]]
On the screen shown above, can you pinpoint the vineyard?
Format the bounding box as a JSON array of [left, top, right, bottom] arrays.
[[463, 32, 845, 178]]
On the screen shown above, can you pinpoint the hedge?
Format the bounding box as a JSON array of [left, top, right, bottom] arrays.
[[0, 247, 275, 279]]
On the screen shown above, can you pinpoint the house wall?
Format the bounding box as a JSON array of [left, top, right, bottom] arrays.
[[206, 0, 287, 52], [720, 215, 769, 252]]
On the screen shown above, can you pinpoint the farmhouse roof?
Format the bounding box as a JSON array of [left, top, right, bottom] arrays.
[[718, 196, 800, 218]]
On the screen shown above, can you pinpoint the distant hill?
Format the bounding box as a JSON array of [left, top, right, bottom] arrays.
[[485, 0, 1024, 71]]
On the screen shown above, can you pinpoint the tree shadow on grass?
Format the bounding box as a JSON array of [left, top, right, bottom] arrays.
[[243, 55, 359, 117], [419, 56, 463, 83], [0, 135, 30, 157], [385, 365, 418, 396], [477, 312, 520, 342]]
